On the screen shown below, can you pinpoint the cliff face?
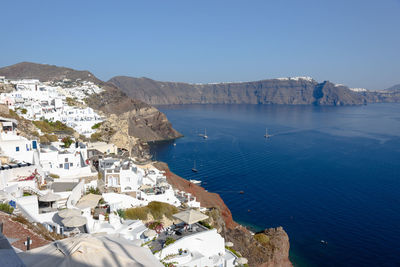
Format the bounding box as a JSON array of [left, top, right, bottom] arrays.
[[86, 83, 182, 142], [0, 62, 182, 142], [154, 162, 292, 267], [362, 89, 400, 103], [109, 76, 365, 106]]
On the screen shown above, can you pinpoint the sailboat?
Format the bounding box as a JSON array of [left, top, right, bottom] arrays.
[[264, 128, 272, 138], [203, 128, 208, 139], [191, 160, 198, 172], [198, 128, 208, 139]]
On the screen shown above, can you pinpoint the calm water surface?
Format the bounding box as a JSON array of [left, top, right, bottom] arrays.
[[149, 104, 400, 267]]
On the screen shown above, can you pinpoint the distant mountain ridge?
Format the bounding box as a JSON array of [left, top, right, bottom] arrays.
[[109, 76, 366, 106], [0, 62, 102, 84]]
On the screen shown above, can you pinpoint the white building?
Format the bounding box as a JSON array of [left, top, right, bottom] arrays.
[[0, 78, 104, 137], [39, 141, 94, 179], [99, 158, 143, 192], [0, 117, 39, 164], [156, 229, 237, 267]]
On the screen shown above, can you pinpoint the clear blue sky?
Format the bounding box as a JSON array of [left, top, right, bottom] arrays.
[[1, 0, 399, 89]]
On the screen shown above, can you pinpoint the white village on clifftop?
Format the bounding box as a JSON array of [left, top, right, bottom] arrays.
[[0, 76, 244, 267]]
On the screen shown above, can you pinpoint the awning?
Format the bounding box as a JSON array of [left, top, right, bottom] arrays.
[[139, 184, 152, 190], [39, 192, 61, 202], [75, 193, 102, 209], [18, 234, 164, 267], [58, 208, 81, 218], [172, 209, 209, 225], [143, 229, 157, 238], [225, 241, 234, 247], [61, 216, 87, 227], [236, 257, 248, 264]]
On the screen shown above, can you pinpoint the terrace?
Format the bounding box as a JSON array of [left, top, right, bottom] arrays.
[[149, 222, 210, 253]]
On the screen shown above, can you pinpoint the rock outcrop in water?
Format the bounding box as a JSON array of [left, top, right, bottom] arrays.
[[109, 76, 366, 106], [154, 161, 292, 267]]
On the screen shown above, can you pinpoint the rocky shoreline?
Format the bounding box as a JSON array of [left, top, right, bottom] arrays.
[[154, 162, 292, 267]]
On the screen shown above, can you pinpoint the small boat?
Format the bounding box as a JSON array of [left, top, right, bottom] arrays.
[[264, 128, 272, 138], [189, 179, 201, 185], [198, 128, 208, 139], [239, 191, 244, 194], [191, 160, 198, 172], [173, 143, 176, 146]]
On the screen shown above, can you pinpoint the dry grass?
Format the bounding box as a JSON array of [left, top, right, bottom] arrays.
[[254, 233, 270, 246], [124, 201, 178, 221], [125, 206, 149, 220]]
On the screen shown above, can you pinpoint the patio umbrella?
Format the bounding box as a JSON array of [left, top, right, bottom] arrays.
[[19, 234, 164, 267], [139, 184, 152, 190], [39, 192, 61, 202], [157, 182, 169, 187], [172, 209, 209, 225], [61, 216, 87, 227], [75, 193, 102, 209], [58, 209, 81, 218], [225, 241, 234, 247], [143, 229, 157, 238], [236, 257, 248, 264]]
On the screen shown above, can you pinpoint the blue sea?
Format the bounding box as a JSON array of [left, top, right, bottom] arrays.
[[149, 103, 400, 267]]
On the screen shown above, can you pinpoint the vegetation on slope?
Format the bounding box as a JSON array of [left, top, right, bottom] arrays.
[[33, 120, 74, 135]]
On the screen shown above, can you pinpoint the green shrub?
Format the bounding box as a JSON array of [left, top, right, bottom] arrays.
[[91, 122, 102, 129], [86, 187, 101, 195], [117, 209, 125, 219], [21, 108, 27, 114], [254, 233, 270, 246], [49, 173, 60, 179], [61, 136, 74, 148], [164, 237, 176, 246], [0, 203, 14, 214], [198, 220, 213, 229]]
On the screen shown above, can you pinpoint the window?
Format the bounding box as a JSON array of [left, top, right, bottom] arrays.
[[16, 146, 19, 152], [59, 164, 63, 168], [70, 163, 73, 167], [65, 158, 68, 163]]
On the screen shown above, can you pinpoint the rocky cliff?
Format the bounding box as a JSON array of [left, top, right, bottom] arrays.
[[0, 62, 182, 146], [154, 162, 292, 267], [109, 76, 366, 106], [361, 88, 400, 103]]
